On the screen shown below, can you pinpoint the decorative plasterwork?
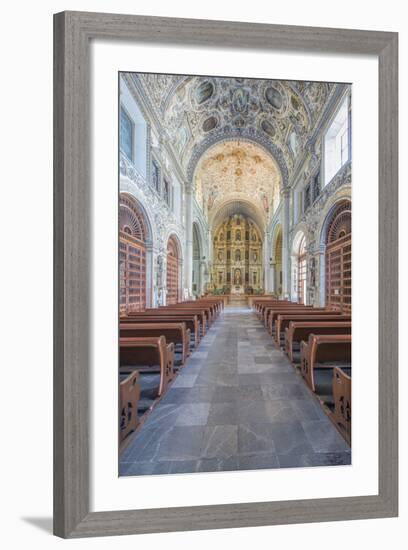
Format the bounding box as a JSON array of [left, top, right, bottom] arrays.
[[137, 74, 336, 184], [194, 141, 281, 229], [120, 152, 184, 256], [291, 161, 352, 253]]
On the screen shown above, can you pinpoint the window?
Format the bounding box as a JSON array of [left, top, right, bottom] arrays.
[[303, 183, 311, 212], [152, 160, 160, 193], [163, 179, 170, 205], [312, 171, 321, 202], [120, 107, 133, 161], [324, 96, 350, 185]]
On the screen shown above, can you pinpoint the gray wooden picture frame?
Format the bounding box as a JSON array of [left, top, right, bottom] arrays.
[[53, 11, 398, 538]]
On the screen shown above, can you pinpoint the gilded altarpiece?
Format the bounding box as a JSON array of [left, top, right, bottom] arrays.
[[212, 215, 263, 294]]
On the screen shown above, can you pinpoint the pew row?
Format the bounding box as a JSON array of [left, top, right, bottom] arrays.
[[120, 322, 190, 366], [122, 312, 201, 345], [300, 334, 351, 393], [267, 307, 335, 334], [275, 314, 350, 350], [120, 336, 175, 407], [285, 320, 351, 362]]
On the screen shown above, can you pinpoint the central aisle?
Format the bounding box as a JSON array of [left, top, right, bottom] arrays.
[[120, 305, 350, 475]]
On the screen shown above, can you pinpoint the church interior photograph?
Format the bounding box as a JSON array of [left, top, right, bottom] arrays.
[[118, 72, 352, 476]]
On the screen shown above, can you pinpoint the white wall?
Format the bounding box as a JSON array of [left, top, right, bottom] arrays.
[[120, 75, 148, 178], [1, 1, 406, 549]]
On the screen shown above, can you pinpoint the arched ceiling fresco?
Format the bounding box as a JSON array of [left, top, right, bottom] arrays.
[[194, 140, 280, 229], [135, 74, 337, 220]]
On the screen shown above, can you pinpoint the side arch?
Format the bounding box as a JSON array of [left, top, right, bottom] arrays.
[[119, 193, 153, 312], [271, 224, 283, 296], [321, 199, 352, 312], [166, 233, 183, 304]]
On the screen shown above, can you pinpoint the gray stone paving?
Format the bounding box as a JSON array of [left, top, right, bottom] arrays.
[[120, 305, 351, 476]]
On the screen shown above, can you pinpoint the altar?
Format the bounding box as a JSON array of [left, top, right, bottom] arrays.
[[231, 285, 245, 294]]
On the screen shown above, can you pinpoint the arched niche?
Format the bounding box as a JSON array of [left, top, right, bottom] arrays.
[[322, 199, 352, 312], [119, 193, 153, 312], [166, 234, 183, 304], [271, 224, 283, 296]]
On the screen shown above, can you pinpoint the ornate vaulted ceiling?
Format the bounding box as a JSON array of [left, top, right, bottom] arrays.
[[135, 73, 337, 224]]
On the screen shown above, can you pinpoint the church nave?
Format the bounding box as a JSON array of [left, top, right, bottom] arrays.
[[118, 72, 352, 476], [120, 305, 350, 476]]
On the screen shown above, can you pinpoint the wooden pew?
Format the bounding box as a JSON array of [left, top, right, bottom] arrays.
[[285, 320, 351, 362], [160, 303, 215, 323], [120, 322, 190, 366], [266, 306, 322, 333], [119, 370, 140, 444], [262, 303, 314, 326], [120, 336, 174, 411], [252, 298, 280, 314], [330, 366, 352, 444], [300, 334, 351, 392], [123, 312, 201, 344], [153, 306, 209, 332], [255, 299, 291, 318], [189, 298, 224, 314], [248, 295, 276, 308], [274, 312, 348, 347]]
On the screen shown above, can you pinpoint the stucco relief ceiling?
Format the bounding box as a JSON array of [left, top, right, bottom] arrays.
[[139, 74, 335, 173], [194, 141, 281, 229], [136, 73, 337, 222]]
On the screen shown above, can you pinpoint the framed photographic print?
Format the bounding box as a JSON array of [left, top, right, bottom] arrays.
[[54, 11, 398, 538]]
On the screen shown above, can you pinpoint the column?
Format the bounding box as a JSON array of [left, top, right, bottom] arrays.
[[318, 244, 326, 307], [263, 231, 271, 293], [184, 184, 193, 298], [281, 188, 291, 298], [270, 260, 276, 294], [199, 260, 206, 296]]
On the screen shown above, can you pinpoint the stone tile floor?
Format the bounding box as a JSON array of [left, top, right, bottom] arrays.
[[120, 306, 351, 476]]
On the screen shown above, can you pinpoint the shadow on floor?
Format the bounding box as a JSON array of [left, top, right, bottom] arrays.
[[21, 517, 53, 534]]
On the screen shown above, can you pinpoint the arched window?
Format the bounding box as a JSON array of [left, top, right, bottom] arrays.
[[297, 235, 307, 304], [167, 236, 180, 305], [119, 195, 148, 313], [325, 200, 352, 312]]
